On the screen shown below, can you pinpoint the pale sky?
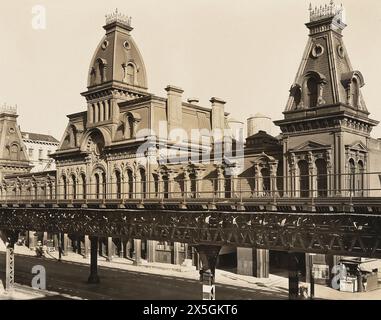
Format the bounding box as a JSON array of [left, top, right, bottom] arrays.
[[1, 0, 381, 140]]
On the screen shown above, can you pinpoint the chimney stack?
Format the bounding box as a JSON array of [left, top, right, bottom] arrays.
[[165, 85, 184, 133], [210, 97, 226, 131], [187, 98, 199, 104]]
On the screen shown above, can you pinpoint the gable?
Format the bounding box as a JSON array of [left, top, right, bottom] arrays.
[[292, 140, 331, 152], [346, 141, 368, 152]]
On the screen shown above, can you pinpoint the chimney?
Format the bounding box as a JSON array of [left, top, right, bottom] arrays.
[[187, 98, 199, 104], [165, 85, 184, 132], [210, 97, 226, 130]]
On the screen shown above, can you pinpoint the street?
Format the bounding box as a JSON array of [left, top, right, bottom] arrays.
[[0, 253, 288, 300]]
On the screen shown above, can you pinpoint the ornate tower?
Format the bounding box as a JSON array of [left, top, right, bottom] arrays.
[[0, 105, 30, 180], [82, 9, 149, 131], [274, 1, 379, 197]]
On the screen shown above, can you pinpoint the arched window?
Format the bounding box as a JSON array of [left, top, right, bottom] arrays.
[[128, 114, 134, 139], [307, 77, 319, 108], [94, 173, 100, 199], [115, 170, 122, 199], [71, 175, 77, 200], [162, 174, 169, 199], [224, 174, 232, 198], [316, 159, 327, 197], [351, 78, 360, 108], [97, 59, 106, 83], [139, 168, 146, 199], [102, 172, 107, 199], [189, 173, 197, 198], [153, 173, 159, 198], [357, 160, 365, 196], [81, 173, 87, 200], [349, 159, 356, 195], [126, 169, 134, 199], [261, 168, 271, 196], [62, 176, 67, 200], [298, 160, 309, 197], [291, 85, 302, 108], [48, 183, 53, 200], [10, 144, 19, 161], [126, 64, 135, 84]]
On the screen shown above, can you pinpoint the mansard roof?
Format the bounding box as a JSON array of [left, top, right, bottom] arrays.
[[22, 132, 59, 144], [275, 1, 378, 136], [86, 10, 148, 93]]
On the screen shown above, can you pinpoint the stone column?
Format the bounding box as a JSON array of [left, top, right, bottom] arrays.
[[133, 239, 142, 266], [194, 245, 221, 300], [183, 171, 190, 198], [254, 164, 260, 197], [157, 173, 163, 199], [305, 253, 315, 299], [147, 240, 157, 263], [42, 232, 48, 246], [119, 238, 125, 258], [167, 171, 175, 199], [135, 172, 142, 199], [270, 162, 278, 198], [308, 152, 316, 198], [289, 153, 297, 197], [88, 236, 100, 284], [231, 172, 238, 199], [27, 231, 36, 249], [106, 237, 113, 262], [326, 150, 333, 196], [88, 103, 94, 124], [99, 102, 104, 122], [173, 242, 181, 265], [61, 233, 68, 256], [216, 167, 225, 198], [84, 235, 90, 259], [237, 248, 269, 278]]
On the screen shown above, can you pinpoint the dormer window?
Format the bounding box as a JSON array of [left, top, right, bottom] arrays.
[[350, 78, 360, 108], [94, 58, 107, 84], [341, 71, 365, 110], [123, 63, 137, 85], [307, 77, 318, 108], [301, 71, 327, 108], [124, 111, 141, 139]]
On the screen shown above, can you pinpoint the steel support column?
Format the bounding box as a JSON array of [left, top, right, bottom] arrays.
[[194, 245, 221, 300], [4, 231, 18, 292], [88, 236, 100, 284], [288, 252, 300, 300]]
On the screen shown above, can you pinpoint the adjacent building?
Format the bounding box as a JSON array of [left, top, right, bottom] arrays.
[[22, 132, 59, 172]]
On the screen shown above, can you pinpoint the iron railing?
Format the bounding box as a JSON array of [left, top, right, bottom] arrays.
[[0, 171, 379, 205]]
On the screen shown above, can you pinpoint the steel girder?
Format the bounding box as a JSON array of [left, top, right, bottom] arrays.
[[0, 207, 381, 258]]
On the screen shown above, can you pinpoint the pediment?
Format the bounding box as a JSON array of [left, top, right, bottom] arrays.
[[292, 140, 330, 152], [250, 152, 277, 163], [346, 141, 368, 152]]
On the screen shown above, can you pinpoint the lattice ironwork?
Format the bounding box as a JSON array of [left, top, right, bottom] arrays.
[[1, 207, 381, 258]]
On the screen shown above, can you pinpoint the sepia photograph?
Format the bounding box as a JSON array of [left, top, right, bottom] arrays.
[[0, 0, 381, 312]]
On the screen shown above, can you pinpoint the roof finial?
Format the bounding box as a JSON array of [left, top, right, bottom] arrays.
[[105, 8, 132, 28]]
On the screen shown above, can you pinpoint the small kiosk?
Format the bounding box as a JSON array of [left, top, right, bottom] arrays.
[[338, 258, 379, 293]]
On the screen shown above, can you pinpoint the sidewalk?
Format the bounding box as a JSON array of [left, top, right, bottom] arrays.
[[0, 242, 380, 300]]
